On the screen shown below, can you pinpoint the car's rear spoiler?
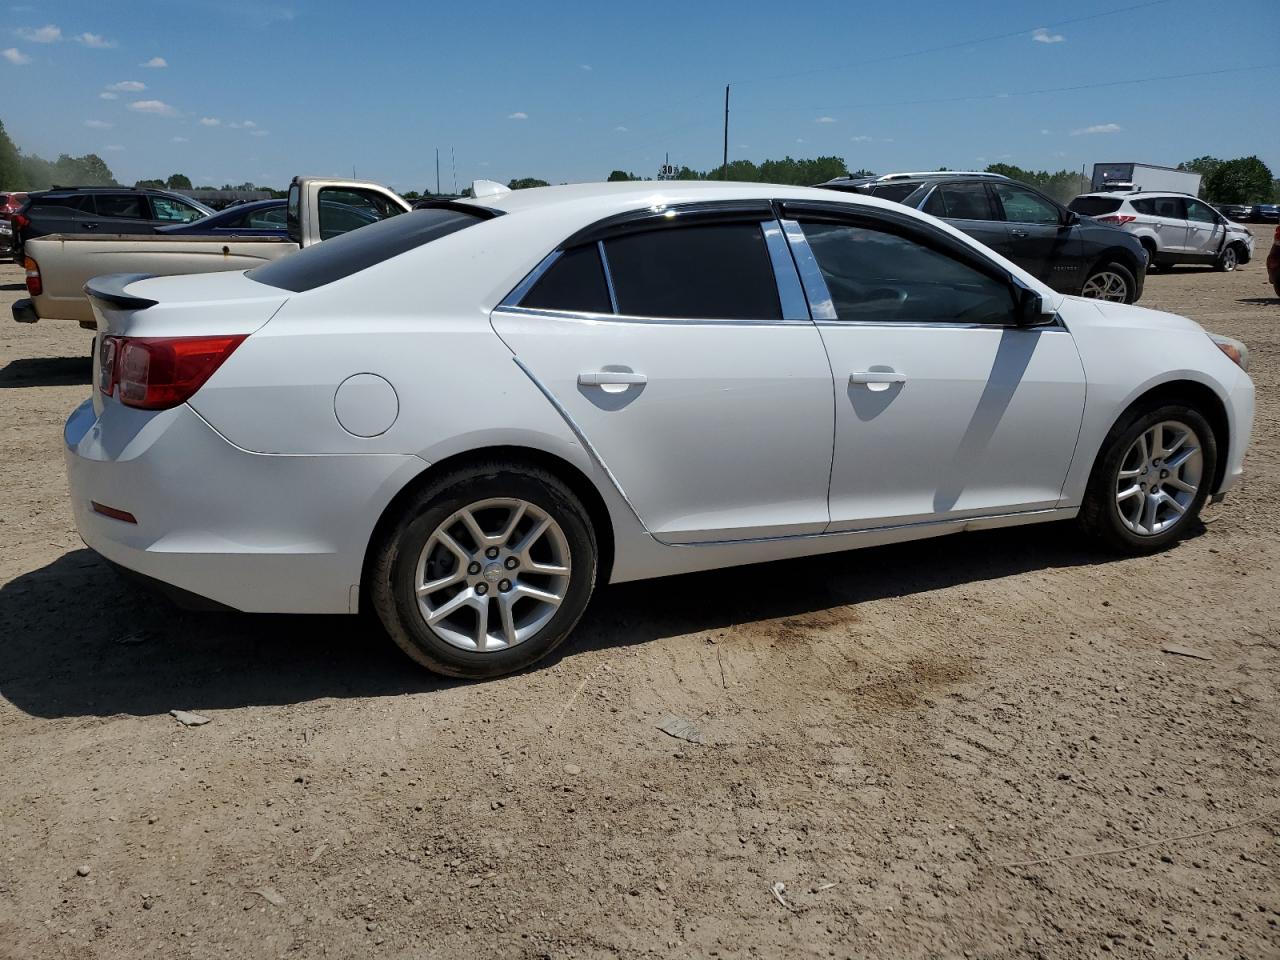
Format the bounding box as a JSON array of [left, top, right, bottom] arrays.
[[83, 273, 159, 310]]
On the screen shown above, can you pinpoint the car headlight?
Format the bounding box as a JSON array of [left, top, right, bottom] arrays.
[[1208, 333, 1249, 372]]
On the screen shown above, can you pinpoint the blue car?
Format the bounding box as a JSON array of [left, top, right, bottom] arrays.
[[157, 199, 381, 237]]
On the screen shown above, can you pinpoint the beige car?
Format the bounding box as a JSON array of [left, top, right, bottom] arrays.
[[15, 177, 409, 327]]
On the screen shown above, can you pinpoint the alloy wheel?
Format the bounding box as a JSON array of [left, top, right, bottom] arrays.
[[414, 498, 572, 652], [1081, 270, 1130, 302], [1222, 247, 1237, 271], [1114, 420, 1203, 536]]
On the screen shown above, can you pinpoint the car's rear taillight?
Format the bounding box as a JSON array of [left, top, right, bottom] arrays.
[[12, 212, 29, 232], [97, 334, 246, 409], [1273, 225, 1280, 243], [23, 255, 41, 296], [1096, 215, 1137, 225]]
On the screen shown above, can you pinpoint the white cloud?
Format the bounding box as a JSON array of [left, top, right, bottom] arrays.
[[227, 120, 257, 129], [129, 99, 178, 116], [141, 56, 167, 68], [250, 129, 269, 137], [815, 116, 837, 124], [1032, 27, 1065, 43], [84, 119, 112, 129], [99, 91, 117, 99], [850, 135, 873, 142], [614, 125, 628, 133], [104, 144, 124, 151], [16, 24, 60, 42], [74, 32, 114, 48], [580, 64, 591, 71], [1, 46, 29, 64], [795, 137, 806, 144], [199, 117, 221, 126], [1071, 122, 1122, 135], [107, 80, 145, 92], [171, 135, 189, 143], [507, 111, 528, 120], [1040, 128, 1052, 135]]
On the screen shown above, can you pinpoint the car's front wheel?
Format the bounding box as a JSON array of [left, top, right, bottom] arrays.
[[1080, 262, 1138, 303], [1215, 244, 1239, 272], [370, 463, 598, 678], [1079, 404, 1217, 554]]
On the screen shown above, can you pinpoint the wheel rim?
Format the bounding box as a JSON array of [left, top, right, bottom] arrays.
[[1115, 420, 1204, 536], [414, 498, 571, 652], [1223, 248, 1237, 271], [1082, 270, 1130, 302]]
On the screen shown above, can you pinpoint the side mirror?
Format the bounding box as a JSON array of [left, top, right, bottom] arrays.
[[1014, 283, 1049, 327], [1062, 210, 1080, 228]]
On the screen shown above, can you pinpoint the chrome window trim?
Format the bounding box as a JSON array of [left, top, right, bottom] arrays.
[[780, 218, 837, 320], [499, 249, 564, 309], [762, 219, 811, 321], [812, 317, 1067, 331], [597, 240, 620, 314], [493, 305, 815, 327]]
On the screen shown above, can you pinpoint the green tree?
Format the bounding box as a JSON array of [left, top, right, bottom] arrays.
[[166, 173, 193, 190], [607, 169, 640, 182], [508, 177, 550, 190], [1201, 156, 1273, 204], [134, 178, 166, 189], [1179, 156, 1222, 179], [0, 120, 22, 189]]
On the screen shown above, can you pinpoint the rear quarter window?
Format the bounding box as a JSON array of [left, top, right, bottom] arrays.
[[248, 206, 489, 293], [1069, 197, 1123, 216]]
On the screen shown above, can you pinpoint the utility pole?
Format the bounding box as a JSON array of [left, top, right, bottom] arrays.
[[451, 147, 457, 195], [436, 148, 441, 196], [722, 84, 730, 179]]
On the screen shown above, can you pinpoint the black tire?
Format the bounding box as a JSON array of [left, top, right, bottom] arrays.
[[1078, 403, 1218, 555], [1082, 261, 1138, 304], [1214, 244, 1239, 272], [1140, 240, 1157, 272], [369, 462, 598, 678]]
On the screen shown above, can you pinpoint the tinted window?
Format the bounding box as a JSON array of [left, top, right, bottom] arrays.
[[867, 182, 920, 203], [152, 196, 205, 223], [993, 183, 1060, 224], [800, 221, 1015, 325], [924, 182, 995, 221], [249, 207, 487, 293], [1185, 200, 1217, 223], [1069, 197, 1123, 216], [602, 223, 780, 320], [1129, 198, 1156, 215], [31, 194, 92, 214], [95, 194, 148, 219], [1150, 197, 1185, 219], [520, 245, 612, 314]]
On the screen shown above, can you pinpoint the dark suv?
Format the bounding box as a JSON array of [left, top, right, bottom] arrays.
[[11, 186, 213, 263], [817, 172, 1147, 303]]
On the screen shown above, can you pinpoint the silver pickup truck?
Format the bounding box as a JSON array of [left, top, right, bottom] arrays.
[[14, 177, 409, 327]]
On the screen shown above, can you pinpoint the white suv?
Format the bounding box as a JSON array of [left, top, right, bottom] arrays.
[[1069, 192, 1254, 273]]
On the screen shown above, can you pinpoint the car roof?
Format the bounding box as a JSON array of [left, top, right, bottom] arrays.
[[1076, 191, 1201, 200]]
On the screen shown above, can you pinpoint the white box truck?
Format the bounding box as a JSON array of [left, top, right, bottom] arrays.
[[1091, 162, 1202, 195]]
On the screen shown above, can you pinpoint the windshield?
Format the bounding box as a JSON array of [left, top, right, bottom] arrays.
[[248, 206, 490, 292]]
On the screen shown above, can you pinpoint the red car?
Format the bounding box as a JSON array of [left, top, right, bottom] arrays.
[[0, 191, 27, 256], [1268, 225, 1280, 298]]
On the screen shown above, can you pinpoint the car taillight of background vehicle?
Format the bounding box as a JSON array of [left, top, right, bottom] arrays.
[[11, 212, 29, 232], [1096, 215, 1137, 225], [23, 256, 41, 296], [97, 334, 246, 409]]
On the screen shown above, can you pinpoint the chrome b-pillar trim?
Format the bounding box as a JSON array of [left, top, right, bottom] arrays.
[[762, 220, 811, 321], [780, 219, 837, 321]]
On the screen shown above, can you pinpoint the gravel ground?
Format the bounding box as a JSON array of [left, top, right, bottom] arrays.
[[1, 230, 1277, 959]]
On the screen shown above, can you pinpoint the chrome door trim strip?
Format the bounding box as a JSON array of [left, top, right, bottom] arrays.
[[669, 507, 1074, 547], [762, 220, 812, 321], [493, 306, 815, 327], [597, 240, 620, 314], [813, 318, 1068, 331], [510, 355, 649, 532], [780, 218, 837, 320]]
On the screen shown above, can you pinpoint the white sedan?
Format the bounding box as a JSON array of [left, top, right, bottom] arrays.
[[65, 180, 1255, 678]]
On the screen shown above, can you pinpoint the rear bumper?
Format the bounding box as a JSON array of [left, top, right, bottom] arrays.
[[64, 397, 426, 614], [12, 297, 37, 323]]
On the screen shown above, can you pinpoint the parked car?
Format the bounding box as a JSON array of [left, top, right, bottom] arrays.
[[1251, 204, 1279, 223], [1266, 225, 1280, 297], [11, 186, 214, 263], [65, 180, 1254, 678], [0, 190, 27, 256], [819, 172, 1146, 303], [1068, 192, 1253, 273], [1214, 202, 1253, 222], [156, 198, 379, 237], [14, 177, 408, 326]]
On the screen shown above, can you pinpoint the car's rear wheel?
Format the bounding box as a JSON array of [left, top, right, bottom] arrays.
[[370, 463, 598, 678], [1081, 262, 1137, 303], [1079, 404, 1217, 554], [1214, 244, 1239, 272]]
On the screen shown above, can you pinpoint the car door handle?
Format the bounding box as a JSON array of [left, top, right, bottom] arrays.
[[578, 371, 647, 386], [83, 222, 98, 230], [1009, 228, 1029, 239], [849, 371, 906, 385]]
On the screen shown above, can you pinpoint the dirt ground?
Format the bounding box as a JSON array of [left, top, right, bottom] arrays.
[[1, 228, 1277, 960]]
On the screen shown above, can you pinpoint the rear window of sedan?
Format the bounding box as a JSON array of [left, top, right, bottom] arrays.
[[1068, 197, 1123, 216], [248, 207, 490, 292]]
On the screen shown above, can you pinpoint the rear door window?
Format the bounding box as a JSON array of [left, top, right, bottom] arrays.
[[1151, 197, 1186, 219], [923, 182, 997, 221], [519, 245, 613, 314], [94, 194, 148, 219], [601, 222, 781, 320]]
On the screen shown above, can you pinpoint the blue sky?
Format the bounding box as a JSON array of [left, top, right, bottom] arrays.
[[4, 0, 1278, 192]]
